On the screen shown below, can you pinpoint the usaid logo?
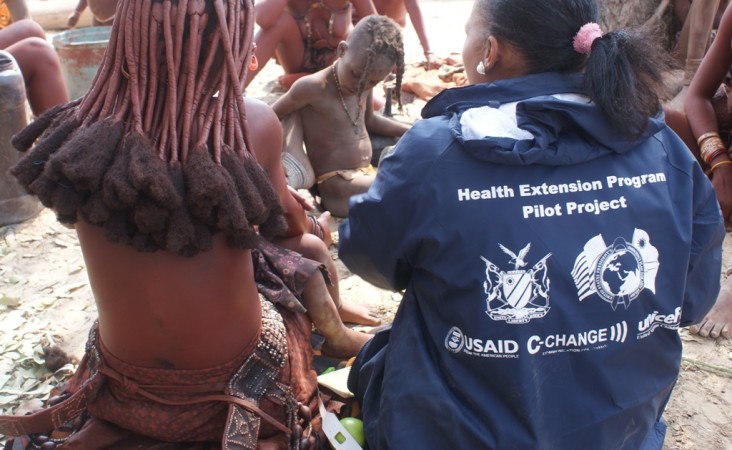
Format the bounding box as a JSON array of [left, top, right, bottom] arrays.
[[445, 326, 465, 353], [444, 326, 519, 358]]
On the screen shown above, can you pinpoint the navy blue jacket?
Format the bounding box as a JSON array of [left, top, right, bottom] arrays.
[[339, 72, 725, 450]]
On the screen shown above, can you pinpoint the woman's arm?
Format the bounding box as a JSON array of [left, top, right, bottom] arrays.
[[246, 97, 311, 237], [685, 2, 732, 221], [403, 0, 439, 69]]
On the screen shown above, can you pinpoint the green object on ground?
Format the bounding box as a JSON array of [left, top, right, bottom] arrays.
[[339, 417, 366, 447]]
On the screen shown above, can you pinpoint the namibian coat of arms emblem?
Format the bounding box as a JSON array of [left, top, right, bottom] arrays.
[[481, 243, 552, 324]]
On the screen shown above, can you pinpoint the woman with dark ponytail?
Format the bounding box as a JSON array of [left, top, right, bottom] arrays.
[[338, 0, 725, 449]]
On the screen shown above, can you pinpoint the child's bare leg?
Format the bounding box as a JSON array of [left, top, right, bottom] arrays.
[[301, 269, 372, 358], [274, 232, 381, 326], [689, 274, 732, 338], [317, 173, 375, 218], [246, 13, 304, 87]]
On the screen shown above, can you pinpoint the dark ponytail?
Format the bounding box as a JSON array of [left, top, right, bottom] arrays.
[[583, 30, 673, 138], [478, 0, 673, 138]]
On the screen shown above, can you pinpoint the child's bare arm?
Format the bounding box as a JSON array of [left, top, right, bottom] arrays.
[[364, 90, 411, 137], [68, 0, 88, 28], [271, 77, 320, 119]]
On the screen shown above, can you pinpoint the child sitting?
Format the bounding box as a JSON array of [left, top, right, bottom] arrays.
[[272, 15, 411, 217]]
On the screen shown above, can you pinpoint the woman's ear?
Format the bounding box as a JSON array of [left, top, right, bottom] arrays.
[[484, 35, 499, 71]]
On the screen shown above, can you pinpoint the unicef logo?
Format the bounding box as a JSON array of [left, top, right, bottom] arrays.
[[445, 326, 464, 353]]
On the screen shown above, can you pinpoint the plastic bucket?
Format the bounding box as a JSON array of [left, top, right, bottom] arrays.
[[52, 26, 112, 100], [0, 50, 42, 226]]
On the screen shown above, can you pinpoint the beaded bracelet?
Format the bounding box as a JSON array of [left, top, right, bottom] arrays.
[[709, 159, 732, 173], [697, 131, 721, 147], [307, 214, 325, 241], [700, 136, 726, 165], [703, 147, 727, 166]]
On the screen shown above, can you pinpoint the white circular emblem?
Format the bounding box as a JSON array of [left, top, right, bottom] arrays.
[[594, 238, 644, 304], [445, 326, 464, 353]]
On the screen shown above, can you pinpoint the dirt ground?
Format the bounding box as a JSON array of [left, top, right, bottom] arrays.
[[1, 1, 731, 448]]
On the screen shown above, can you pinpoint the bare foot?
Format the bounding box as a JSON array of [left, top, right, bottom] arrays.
[[689, 281, 732, 338], [321, 327, 373, 358], [339, 302, 382, 326], [317, 211, 333, 247]]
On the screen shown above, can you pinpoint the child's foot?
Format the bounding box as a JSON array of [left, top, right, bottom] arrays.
[[321, 328, 373, 358], [339, 302, 382, 326], [689, 281, 732, 338], [317, 211, 333, 247]]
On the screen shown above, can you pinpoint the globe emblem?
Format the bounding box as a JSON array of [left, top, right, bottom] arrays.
[[595, 238, 644, 305], [601, 251, 641, 295], [445, 326, 464, 353]]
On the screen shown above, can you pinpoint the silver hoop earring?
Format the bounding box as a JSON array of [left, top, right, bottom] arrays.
[[476, 61, 486, 75]]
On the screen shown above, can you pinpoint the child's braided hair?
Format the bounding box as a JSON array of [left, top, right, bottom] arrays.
[[355, 15, 404, 108], [11, 0, 286, 257]]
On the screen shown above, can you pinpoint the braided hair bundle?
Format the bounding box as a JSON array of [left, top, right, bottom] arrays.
[[11, 0, 286, 256]]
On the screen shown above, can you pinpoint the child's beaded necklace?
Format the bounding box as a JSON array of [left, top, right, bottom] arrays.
[[332, 62, 364, 135]]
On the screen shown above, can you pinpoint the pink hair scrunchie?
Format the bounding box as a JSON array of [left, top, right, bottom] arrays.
[[573, 22, 603, 54]]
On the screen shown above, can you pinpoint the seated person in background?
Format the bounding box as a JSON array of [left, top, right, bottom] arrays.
[[352, 0, 439, 69], [0, 2, 69, 115], [271, 15, 411, 217], [664, 1, 732, 339], [245, 0, 376, 89], [67, 0, 117, 28]]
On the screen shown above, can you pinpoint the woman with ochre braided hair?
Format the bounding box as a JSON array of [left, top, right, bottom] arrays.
[[339, 0, 724, 448], [0, 0, 361, 448]]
